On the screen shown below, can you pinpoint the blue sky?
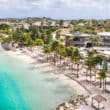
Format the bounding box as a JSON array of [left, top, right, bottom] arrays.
[[0, 0, 110, 19]]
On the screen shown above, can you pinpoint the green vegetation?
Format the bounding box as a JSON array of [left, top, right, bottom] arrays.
[[0, 24, 10, 30], [56, 30, 61, 40], [1, 19, 110, 95], [71, 48, 82, 77], [85, 51, 103, 82], [0, 20, 109, 92], [98, 69, 106, 92], [34, 39, 44, 46], [43, 40, 109, 92], [0, 25, 57, 47], [59, 20, 64, 27], [72, 25, 96, 35]]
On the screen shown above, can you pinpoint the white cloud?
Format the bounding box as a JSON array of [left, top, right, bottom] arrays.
[[0, 0, 110, 18], [0, 0, 109, 10]]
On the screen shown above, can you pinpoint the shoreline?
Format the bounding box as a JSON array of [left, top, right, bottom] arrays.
[[3, 48, 91, 110], [4, 48, 89, 96]]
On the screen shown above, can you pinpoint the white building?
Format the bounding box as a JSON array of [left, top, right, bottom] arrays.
[[77, 23, 85, 26], [0, 22, 10, 25], [23, 23, 30, 29], [63, 33, 91, 47], [97, 32, 110, 47], [50, 21, 56, 27], [63, 21, 70, 28], [32, 21, 42, 26]]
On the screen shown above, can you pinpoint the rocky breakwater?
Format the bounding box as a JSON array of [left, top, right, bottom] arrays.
[[54, 95, 89, 110], [1, 43, 11, 50]]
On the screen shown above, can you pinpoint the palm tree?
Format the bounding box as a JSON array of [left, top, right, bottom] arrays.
[[98, 69, 106, 92], [87, 50, 94, 58], [95, 35, 101, 46], [93, 55, 104, 81], [71, 48, 82, 78], [85, 57, 96, 83], [34, 39, 44, 46], [101, 60, 108, 91], [85, 50, 103, 81], [65, 46, 75, 58], [65, 46, 75, 68], [89, 35, 100, 46], [59, 20, 64, 27], [51, 40, 60, 66], [29, 25, 39, 40], [56, 30, 61, 40], [56, 44, 66, 65], [44, 45, 51, 62], [94, 55, 103, 64]]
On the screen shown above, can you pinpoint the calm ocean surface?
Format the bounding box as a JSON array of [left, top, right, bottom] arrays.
[[0, 50, 75, 110]]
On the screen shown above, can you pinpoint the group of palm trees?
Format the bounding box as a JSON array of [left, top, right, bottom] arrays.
[[0, 23, 109, 93], [0, 25, 58, 47], [85, 51, 108, 92], [44, 40, 109, 93]]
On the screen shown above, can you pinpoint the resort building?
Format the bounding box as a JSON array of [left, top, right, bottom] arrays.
[[32, 21, 42, 27], [10, 22, 30, 30], [97, 32, 110, 47], [77, 23, 85, 26], [23, 23, 30, 29], [50, 21, 56, 27], [63, 21, 70, 28], [0, 21, 10, 25], [63, 33, 91, 47], [73, 33, 91, 47], [64, 34, 74, 47]]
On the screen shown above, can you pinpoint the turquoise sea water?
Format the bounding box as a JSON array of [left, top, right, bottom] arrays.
[[0, 50, 75, 110]]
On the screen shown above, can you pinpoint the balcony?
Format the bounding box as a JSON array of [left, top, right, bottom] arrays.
[[73, 41, 85, 46]]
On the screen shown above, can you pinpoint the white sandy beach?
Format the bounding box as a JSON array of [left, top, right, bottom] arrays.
[[4, 48, 89, 96], [3, 48, 110, 110]]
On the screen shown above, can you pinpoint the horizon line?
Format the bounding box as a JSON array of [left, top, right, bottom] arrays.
[[0, 16, 110, 21]]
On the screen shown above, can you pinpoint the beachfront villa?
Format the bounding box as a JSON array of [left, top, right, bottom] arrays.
[[62, 34, 74, 46], [0, 21, 10, 25], [62, 21, 70, 28], [32, 21, 42, 26], [97, 32, 110, 47], [10, 22, 30, 30], [63, 33, 91, 47], [73, 33, 91, 47]]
